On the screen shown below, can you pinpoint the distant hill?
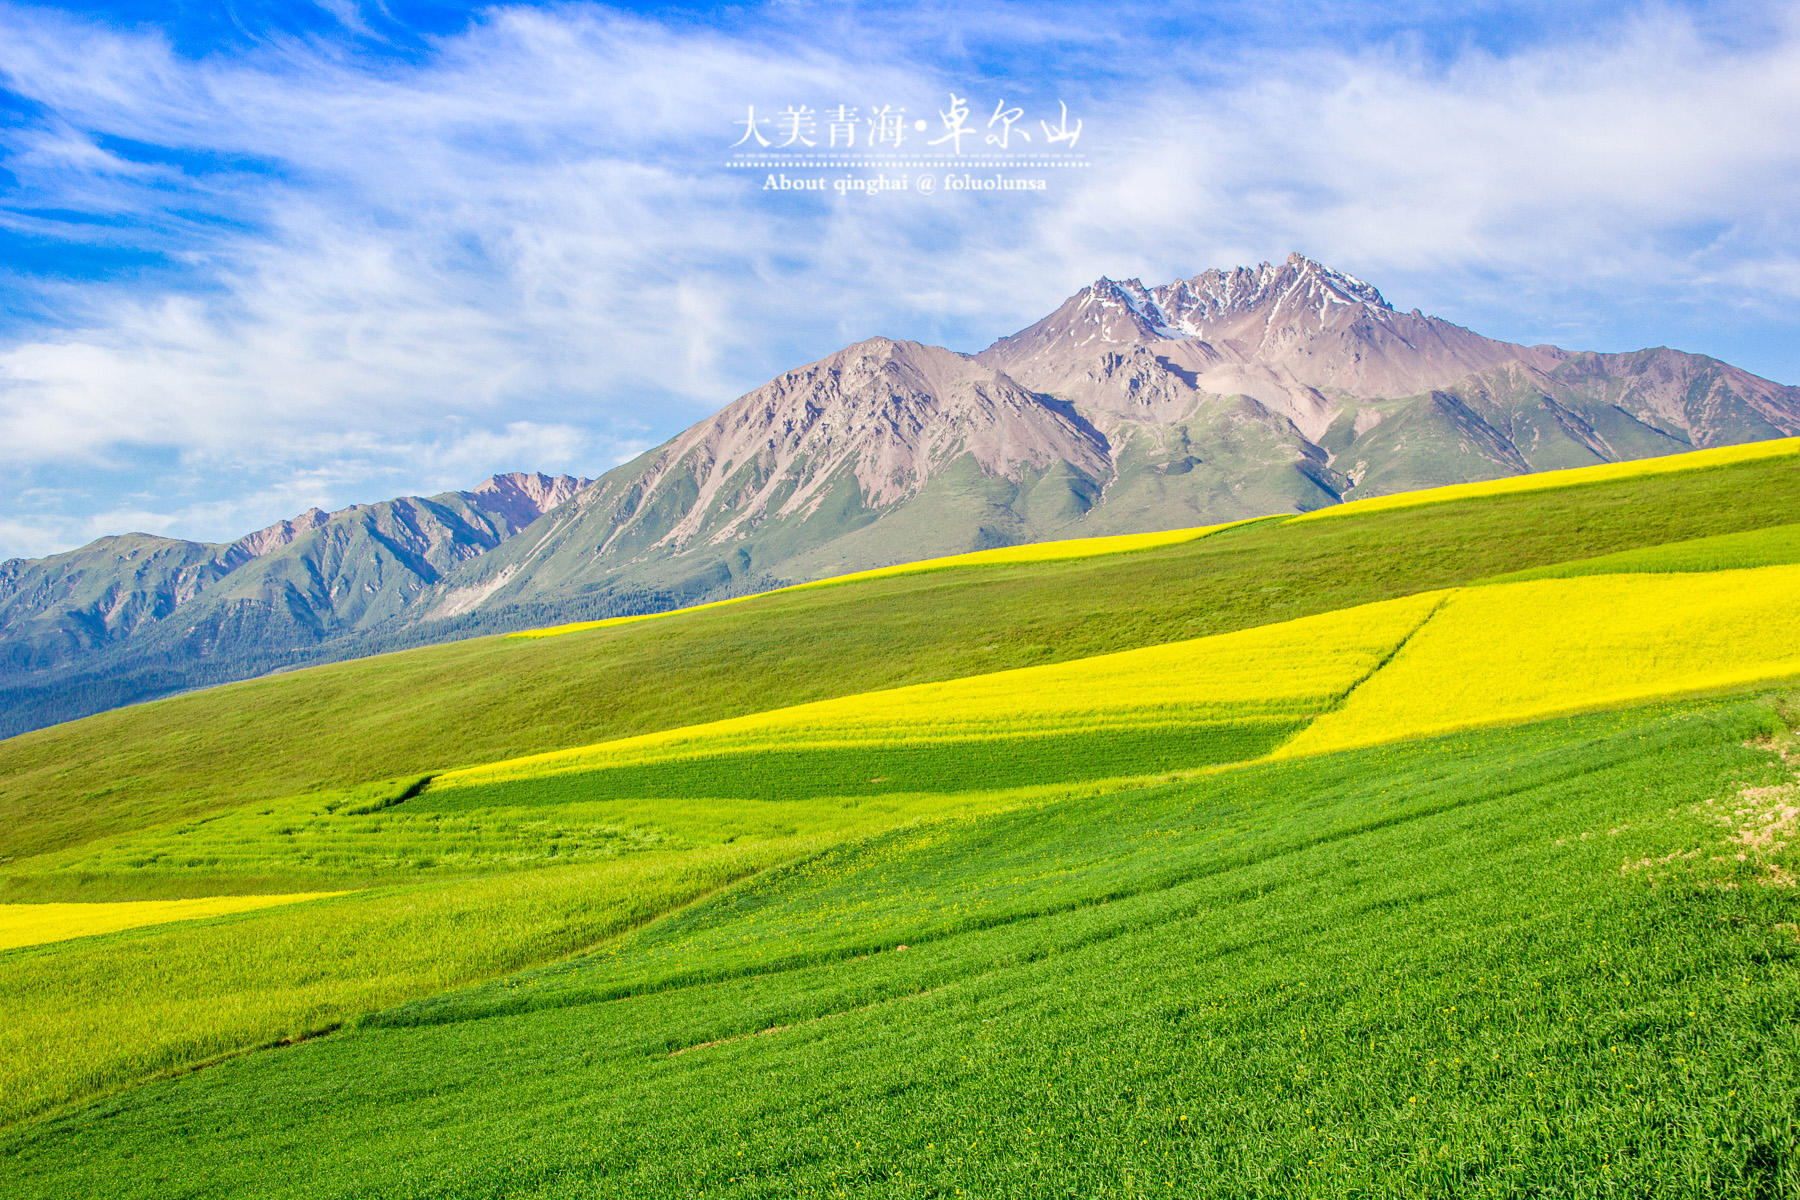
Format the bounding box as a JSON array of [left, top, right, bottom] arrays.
[[5, 254, 1799, 736], [0, 473, 589, 734]]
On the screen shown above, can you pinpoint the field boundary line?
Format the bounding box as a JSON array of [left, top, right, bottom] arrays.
[[668, 983, 958, 1058], [1293, 590, 1458, 730], [1254, 586, 1452, 763]]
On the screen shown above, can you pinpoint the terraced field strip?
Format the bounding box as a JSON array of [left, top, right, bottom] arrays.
[[0, 893, 346, 952], [1477, 520, 1800, 584], [1287, 436, 1800, 524], [509, 520, 1255, 640], [429, 591, 1448, 803], [1277, 563, 1800, 758]]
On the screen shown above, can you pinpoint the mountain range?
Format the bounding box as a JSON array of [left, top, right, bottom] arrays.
[[5, 252, 1798, 736]]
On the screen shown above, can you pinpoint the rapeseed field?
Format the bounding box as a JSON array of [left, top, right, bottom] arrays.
[[1280, 564, 1800, 758], [436, 591, 1446, 795], [0, 892, 344, 952]]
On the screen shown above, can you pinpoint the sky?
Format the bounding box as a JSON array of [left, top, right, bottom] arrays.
[[2, 0, 1798, 560]]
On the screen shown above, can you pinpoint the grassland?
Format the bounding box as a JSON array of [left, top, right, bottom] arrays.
[[0, 837, 826, 1126], [3, 697, 1795, 1197], [514, 521, 1251, 640], [4, 440, 1800, 1190], [6, 448, 1800, 869], [19, 552, 1793, 908], [1, 770, 1117, 901], [1479, 520, 1800, 583]]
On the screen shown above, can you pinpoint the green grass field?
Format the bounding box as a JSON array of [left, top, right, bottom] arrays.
[[3, 441, 1800, 1195], [0, 837, 826, 1126], [1479, 520, 1800, 584], [418, 722, 1303, 810], [3, 697, 1795, 1196]]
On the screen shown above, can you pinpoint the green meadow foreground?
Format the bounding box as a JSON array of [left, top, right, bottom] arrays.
[[1, 441, 1798, 1196]]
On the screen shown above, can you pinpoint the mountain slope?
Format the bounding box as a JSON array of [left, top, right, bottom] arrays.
[[8, 255, 1800, 738], [429, 338, 1113, 614], [978, 253, 1800, 509], [449, 255, 1800, 626], [0, 473, 588, 733]]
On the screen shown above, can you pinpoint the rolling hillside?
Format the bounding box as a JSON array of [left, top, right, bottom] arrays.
[[441, 255, 1800, 624], [0, 439, 1797, 1197]]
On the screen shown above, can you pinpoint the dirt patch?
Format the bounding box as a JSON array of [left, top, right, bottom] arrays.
[[1723, 784, 1799, 854], [1694, 775, 1800, 888], [1624, 730, 1799, 888]]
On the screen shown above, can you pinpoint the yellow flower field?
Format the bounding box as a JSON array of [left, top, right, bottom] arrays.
[[1286, 436, 1800, 525], [1276, 563, 1800, 758], [510, 521, 1253, 641], [437, 590, 1450, 790], [0, 892, 345, 952], [465, 559, 1800, 795]]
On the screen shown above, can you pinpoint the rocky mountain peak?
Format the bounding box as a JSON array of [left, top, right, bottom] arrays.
[[1076, 254, 1396, 346], [1157, 253, 1393, 332], [982, 252, 1560, 439], [469, 472, 593, 532], [576, 337, 1111, 561], [227, 507, 332, 563]]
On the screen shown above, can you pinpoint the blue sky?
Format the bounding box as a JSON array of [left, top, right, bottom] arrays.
[[2, 0, 1798, 559]]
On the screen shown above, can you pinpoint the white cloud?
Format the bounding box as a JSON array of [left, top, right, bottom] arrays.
[[0, 2, 1797, 556]]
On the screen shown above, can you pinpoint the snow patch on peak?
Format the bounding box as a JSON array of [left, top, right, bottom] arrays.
[[1284, 253, 1390, 310], [1086, 277, 1182, 339], [1152, 252, 1393, 334]]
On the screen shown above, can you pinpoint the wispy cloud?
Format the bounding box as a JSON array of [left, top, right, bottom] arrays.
[[1, 1, 1797, 558]]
